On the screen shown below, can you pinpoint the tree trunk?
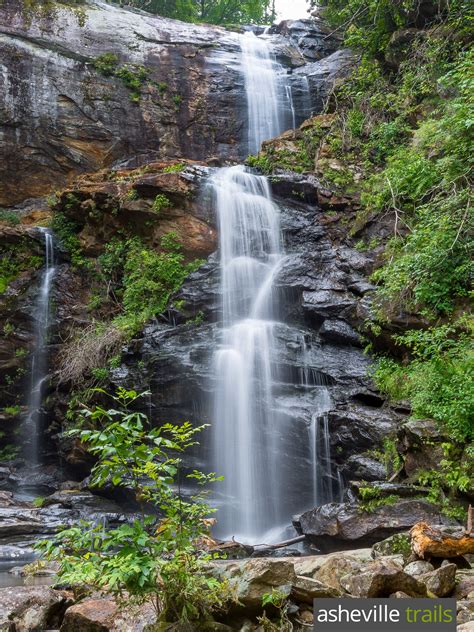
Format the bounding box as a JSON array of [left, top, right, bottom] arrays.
[[411, 521, 474, 559]]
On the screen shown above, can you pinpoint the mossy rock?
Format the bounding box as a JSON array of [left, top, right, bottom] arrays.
[[371, 532, 412, 561]]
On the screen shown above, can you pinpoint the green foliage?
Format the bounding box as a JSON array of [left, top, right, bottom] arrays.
[[38, 388, 229, 621], [373, 318, 474, 442], [152, 194, 171, 214], [106, 0, 276, 25], [126, 188, 138, 200], [51, 211, 87, 268], [416, 443, 473, 521], [358, 487, 400, 513], [92, 53, 118, 76], [0, 445, 20, 461], [93, 54, 148, 102], [162, 163, 186, 173], [3, 405, 21, 416], [0, 209, 21, 226], [315, 0, 472, 57], [112, 233, 202, 335], [258, 590, 292, 631], [0, 241, 43, 294]]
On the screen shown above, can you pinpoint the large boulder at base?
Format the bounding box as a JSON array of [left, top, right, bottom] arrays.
[[419, 563, 457, 597], [0, 586, 71, 631], [290, 575, 341, 603], [60, 597, 156, 631], [457, 622, 474, 631], [292, 549, 372, 580], [210, 558, 296, 608], [312, 555, 365, 592], [293, 499, 456, 550], [339, 559, 427, 598]]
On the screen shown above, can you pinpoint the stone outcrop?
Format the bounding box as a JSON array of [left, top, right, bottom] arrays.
[[294, 499, 457, 550], [0, 2, 340, 206], [1, 550, 471, 629], [53, 161, 217, 259], [0, 585, 71, 631]]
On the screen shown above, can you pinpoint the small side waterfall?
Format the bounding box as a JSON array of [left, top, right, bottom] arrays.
[[25, 228, 56, 464]]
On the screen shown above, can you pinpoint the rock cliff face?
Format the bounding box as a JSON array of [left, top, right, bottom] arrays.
[[0, 1, 338, 206]]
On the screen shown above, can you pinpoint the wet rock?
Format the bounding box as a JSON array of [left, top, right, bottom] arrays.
[[319, 319, 362, 346], [343, 455, 387, 482], [274, 20, 339, 62], [294, 49, 356, 111], [419, 563, 457, 597], [60, 596, 156, 631], [404, 561, 435, 576], [294, 499, 456, 551], [339, 559, 427, 598], [0, 586, 70, 631]]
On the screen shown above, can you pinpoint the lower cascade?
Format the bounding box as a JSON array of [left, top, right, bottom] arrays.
[[210, 166, 339, 542], [211, 166, 283, 541]]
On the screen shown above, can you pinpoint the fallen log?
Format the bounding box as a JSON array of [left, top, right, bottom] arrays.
[[252, 535, 308, 556], [411, 521, 474, 559]]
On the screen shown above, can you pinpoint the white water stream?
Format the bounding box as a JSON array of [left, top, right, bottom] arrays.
[[25, 228, 56, 464], [210, 33, 339, 542]]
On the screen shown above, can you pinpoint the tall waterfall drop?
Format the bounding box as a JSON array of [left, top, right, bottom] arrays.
[[211, 31, 338, 542], [25, 228, 56, 464]]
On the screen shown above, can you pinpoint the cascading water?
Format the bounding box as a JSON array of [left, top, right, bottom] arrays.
[[211, 166, 283, 541], [241, 31, 284, 155], [25, 228, 56, 464], [211, 31, 338, 541]]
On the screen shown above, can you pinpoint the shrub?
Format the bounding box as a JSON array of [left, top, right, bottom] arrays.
[[38, 388, 230, 622], [152, 194, 171, 213]]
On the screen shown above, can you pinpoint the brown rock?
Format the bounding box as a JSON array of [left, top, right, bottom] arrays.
[[314, 555, 363, 592], [419, 563, 457, 597], [0, 586, 70, 632], [291, 575, 341, 603], [339, 560, 427, 598], [60, 597, 156, 631]]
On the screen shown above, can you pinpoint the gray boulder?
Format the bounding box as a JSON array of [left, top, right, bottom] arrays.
[[339, 559, 427, 598], [294, 499, 456, 550]]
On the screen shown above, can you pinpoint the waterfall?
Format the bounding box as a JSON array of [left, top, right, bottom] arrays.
[[25, 228, 56, 464], [211, 166, 283, 541], [210, 31, 330, 542], [241, 32, 284, 155]]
